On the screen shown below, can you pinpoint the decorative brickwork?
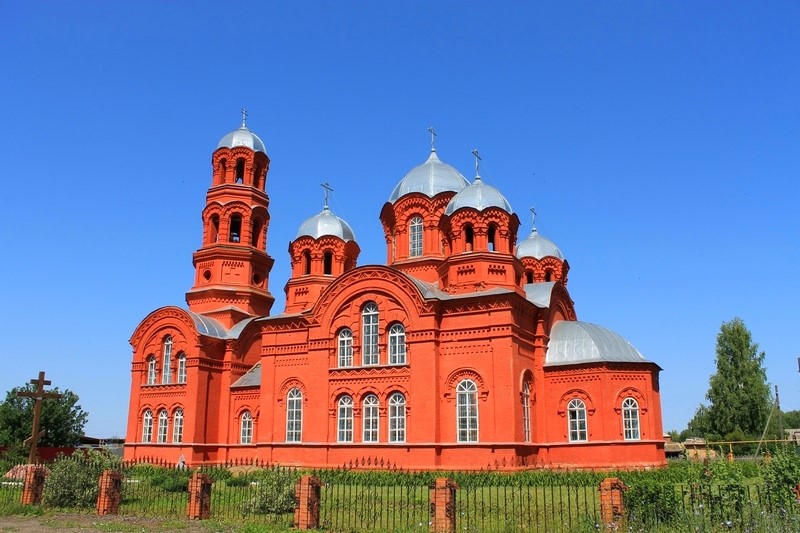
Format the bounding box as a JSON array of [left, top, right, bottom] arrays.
[[429, 477, 458, 533], [96, 469, 123, 515], [187, 472, 212, 520], [293, 475, 321, 529]]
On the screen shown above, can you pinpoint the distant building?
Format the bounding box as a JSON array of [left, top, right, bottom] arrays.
[[124, 120, 666, 470]]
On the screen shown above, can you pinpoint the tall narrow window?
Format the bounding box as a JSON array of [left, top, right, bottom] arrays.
[[488, 225, 497, 251], [622, 398, 640, 440], [545, 270, 553, 282], [146, 356, 157, 385], [172, 408, 184, 443], [142, 410, 153, 442], [525, 271, 534, 284], [568, 399, 588, 442], [363, 395, 379, 443], [522, 381, 531, 442], [157, 409, 168, 443], [217, 158, 227, 184], [303, 250, 312, 275], [210, 215, 220, 244], [457, 380, 479, 442], [337, 396, 353, 442], [323, 251, 333, 275], [253, 163, 263, 189], [286, 388, 303, 443], [362, 303, 379, 365], [240, 411, 253, 444], [338, 329, 353, 367], [389, 393, 406, 443], [177, 353, 187, 384], [162, 336, 172, 385], [235, 158, 245, 183], [388, 324, 406, 365], [465, 225, 474, 252], [251, 218, 263, 248], [409, 216, 423, 257], [229, 215, 242, 243]]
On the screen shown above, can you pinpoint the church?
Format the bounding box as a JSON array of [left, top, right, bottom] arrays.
[[124, 118, 666, 470]]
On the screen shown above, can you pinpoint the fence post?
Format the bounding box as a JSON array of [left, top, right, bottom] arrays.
[[599, 477, 626, 529], [21, 465, 48, 505], [186, 472, 212, 520], [429, 477, 458, 533], [293, 475, 321, 529], [96, 469, 123, 515]]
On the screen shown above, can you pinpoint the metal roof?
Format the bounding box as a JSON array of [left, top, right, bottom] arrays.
[[388, 150, 469, 203], [187, 311, 228, 339], [231, 363, 261, 389], [523, 281, 556, 308], [217, 126, 267, 153], [517, 229, 564, 260], [444, 176, 513, 215], [545, 321, 649, 367], [296, 206, 356, 241]]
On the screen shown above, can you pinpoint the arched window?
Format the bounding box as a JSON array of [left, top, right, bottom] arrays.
[[338, 329, 353, 367], [240, 411, 253, 444], [157, 409, 168, 443], [389, 393, 406, 443], [464, 224, 474, 252], [229, 215, 242, 243], [622, 398, 640, 440], [522, 380, 531, 442], [253, 163, 263, 189], [568, 398, 588, 442], [456, 379, 479, 442], [142, 410, 153, 442], [388, 323, 406, 365], [302, 250, 312, 275], [172, 408, 184, 443], [162, 336, 173, 385], [525, 271, 534, 284], [210, 214, 220, 244], [286, 388, 303, 443], [545, 270, 553, 282], [362, 395, 379, 443], [488, 225, 497, 252], [323, 251, 333, 275], [146, 356, 157, 385], [177, 353, 187, 384], [251, 218, 263, 248], [409, 216, 423, 257], [217, 158, 227, 184], [337, 396, 353, 442], [362, 302, 379, 365], [235, 158, 245, 183]]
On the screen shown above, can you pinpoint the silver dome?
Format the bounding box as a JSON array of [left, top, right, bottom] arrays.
[[517, 229, 564, 260], [217, 126, 267, 153], [296, 207, 356, 242], [545, 321, 649, 367], [388, 150, 470, 203], [444, 176, 513, 215]]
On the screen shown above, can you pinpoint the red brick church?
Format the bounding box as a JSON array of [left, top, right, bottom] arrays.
[[124, 118, 666, 470]]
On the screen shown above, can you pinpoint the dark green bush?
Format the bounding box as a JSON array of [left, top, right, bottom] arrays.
[[42, 451, 118, 508], [625, 479, 681, 526], [148, 467, 191, 493], [244, 467, 298, 515]]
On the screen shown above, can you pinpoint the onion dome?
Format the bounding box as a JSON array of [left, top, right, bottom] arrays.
[[296, 206, 356, 242], [545, 321, 650, 367], [217, 125, 267, 153], [444, 175, 513, 215], [516, 228, 564, 260], [388, 150, 470, 203]]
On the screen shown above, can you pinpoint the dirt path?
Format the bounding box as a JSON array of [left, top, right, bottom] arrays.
[[0, 513, 268, 532]]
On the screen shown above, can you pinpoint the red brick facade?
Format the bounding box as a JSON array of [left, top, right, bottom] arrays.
[[124, 123, 666, 470]]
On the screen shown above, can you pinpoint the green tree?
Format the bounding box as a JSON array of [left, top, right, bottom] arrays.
[[689, 318, 772, 440], [0, 384, 88, 447], [782, 409, 800, 430]]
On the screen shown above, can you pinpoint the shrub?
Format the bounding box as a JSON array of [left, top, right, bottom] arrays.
[[762, 445, 800, 508], [625, 479, 681, 526], [42, 451, 118, 508], [148, 467, 191, 493], [244, 467, 298, 515]]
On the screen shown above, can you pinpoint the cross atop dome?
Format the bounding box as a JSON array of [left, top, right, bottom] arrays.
[[241, 107, 248, 128]]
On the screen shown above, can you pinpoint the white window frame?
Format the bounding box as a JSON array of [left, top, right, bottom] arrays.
[[172, 408, 184, 443], [389, 393, 406, 443], [157, 409, 168, 443], [456, 379, 479, 443], [162, 336, 173, 385], [337, 396, 353, 443], [338, 329, 353, 367], [142, 410, 153, 442], [388, 323, 406, 365], [177, 353, 187, 384], [146, 356, 157, 385], [362, 395, 379, 443], [522, 380, 531, 443], [409, 216, 423, 257], [622, 397, 640, 440], [362, 303, 379, 365], [240, 411, 253, 444], [568, 398, 588, 442], [286, 388, 303, 443]]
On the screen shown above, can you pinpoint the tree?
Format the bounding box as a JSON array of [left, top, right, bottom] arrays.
[[688, 317, 773, 440], [782, 410, 800, 430], [0, 384, 88, 447]]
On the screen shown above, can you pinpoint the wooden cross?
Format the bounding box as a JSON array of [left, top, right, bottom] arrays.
[[16, 371, 61, 464]]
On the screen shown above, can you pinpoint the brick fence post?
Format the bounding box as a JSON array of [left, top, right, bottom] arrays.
[[293, 475, 321, 529], [429, 477, 458, 533], [96, 469, 123, 515], [186, 472, 212, 520], [599, 477, 626, 529], [21, 466, 48, 505]]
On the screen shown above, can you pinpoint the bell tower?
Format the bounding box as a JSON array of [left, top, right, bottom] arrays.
[[185, 112, 275, 327]]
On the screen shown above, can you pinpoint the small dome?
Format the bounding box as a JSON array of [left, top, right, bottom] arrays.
[[388, 150, 470, 203], [545, 321, 649, 367], [517, 229, 564, 260], [444, 176, 513, 216], [296, 207, 356, 242], [217, 126, 267, 154]]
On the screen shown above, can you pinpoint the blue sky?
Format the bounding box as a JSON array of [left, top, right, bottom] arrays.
[[1, 2, 797, 438]]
